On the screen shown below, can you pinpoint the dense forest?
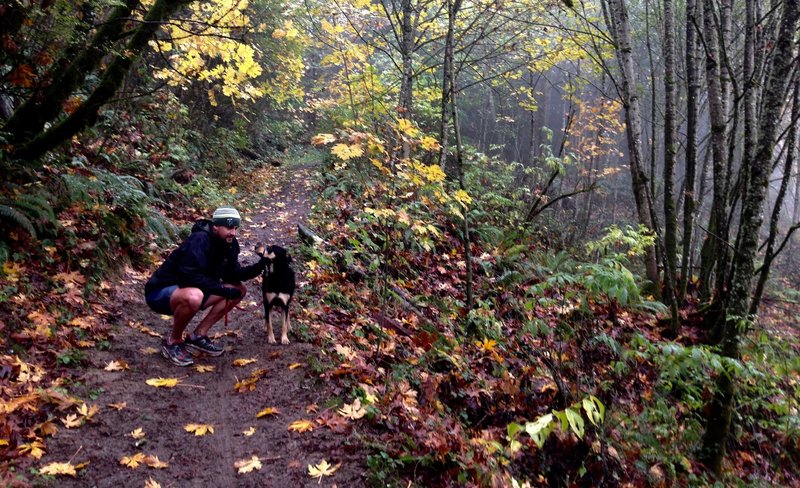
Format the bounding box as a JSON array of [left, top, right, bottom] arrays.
[[1, 0, 799, 485]]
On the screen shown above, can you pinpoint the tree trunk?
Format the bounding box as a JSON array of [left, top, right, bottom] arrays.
[[399, 0, 415, 159], [699, 0, 799, 475], [10, 0, 192, 162], [2, 0, 138, 148], [663, 0, 680, 332], [750, 76, 800, 314], [680, 0, 699, 299], [603, 0, 660, 288], [700, 0, 730, 302]]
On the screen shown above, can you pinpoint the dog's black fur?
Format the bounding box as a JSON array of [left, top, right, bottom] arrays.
[[255, 243, 296, 344]]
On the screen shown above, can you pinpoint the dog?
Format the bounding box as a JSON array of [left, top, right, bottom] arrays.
[[255, 243, 296, 344]]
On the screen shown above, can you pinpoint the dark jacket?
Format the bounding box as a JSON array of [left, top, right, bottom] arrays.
[[144, 219, 263, 298]]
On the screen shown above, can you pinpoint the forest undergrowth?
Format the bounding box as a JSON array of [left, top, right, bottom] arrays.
[[1, 115, 799, 486]]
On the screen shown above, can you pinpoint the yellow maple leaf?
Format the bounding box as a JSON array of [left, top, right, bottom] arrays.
[[234, 377, 259, 393], [396, 118, 420, 137], [331, 143, 363, 161], [288, 362, 303, 370], [337, 398, 367, 420], [308, 459, 341, 481], [77, 403, 99, 420], [54, 270, 86, 285], [143, 454, 169, 468], [232, 358, 257, 367], [69, 316, 93, 329], [2, 262, 23, 282], [139, 347, 159, 355], [62, 414, 83, 428], [311, 133, 336, 145], [195, 364, 216, 373], [18, 440, 45, 459], [235, 455, 262, 474], [39, 461, 77, 476], [243, 427, 256, 436], [104, 360, 129, 371], [145, 477, 162, 488], [130, 428, 145, 439], [453, 189, 472, 207], [476, 338, 497, 352], [145, 377, 181, 388], [419, 135, 441, 151], [107, 402, 127, 411], [256, 407, 280, 418], [120, 452, 146, 468], [288, 419, 315, 433], [184, 423, 214, 436]]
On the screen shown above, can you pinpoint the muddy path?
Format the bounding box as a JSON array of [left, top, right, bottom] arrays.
[[38, 164, 368, 487]]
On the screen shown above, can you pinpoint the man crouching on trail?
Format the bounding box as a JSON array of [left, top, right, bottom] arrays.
[[144, 207, 266, 366]]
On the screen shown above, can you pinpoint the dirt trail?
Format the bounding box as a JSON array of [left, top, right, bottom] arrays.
[[40, 164, 367, 487]]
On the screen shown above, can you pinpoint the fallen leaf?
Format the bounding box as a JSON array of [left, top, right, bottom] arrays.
[[139, 347, 159, 355], [107, 402, 127, 411], [61, 414, 82, 428], [243, 427, 256, 436], [257, 407, 280, 418], [235, 377, 259, 393], [18, 441, 45, 459], [288, 419, 315, 433], [144, 477, 162, 488], [233, 358, 257, 367], [104, 360, 129, 371], [308, 459, 341, 481], [306, 404, 318, 414], [77, 403, 99, 420], [338, 398, 367, 420], [184, 423, 214, 436], [288, 362, 303, 370], [39, 461, 77, 476], [195, 364, 216, 373], [121, 452, 146, 468], [235, 455, 262, 474], [143, 455, 168, 469], [130, 428, 145, 439], [145, 377, 181, 388]]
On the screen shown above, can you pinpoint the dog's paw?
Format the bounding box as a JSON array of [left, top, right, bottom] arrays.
[[255, 242, 266, 257], [267, 335, 277, 344], [280, 336, 290, 345]]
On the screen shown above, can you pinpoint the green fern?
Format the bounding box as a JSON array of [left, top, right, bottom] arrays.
[[0, 240, 9, 266], [10, 193, 57, 227], [0, 204, 37, 238]]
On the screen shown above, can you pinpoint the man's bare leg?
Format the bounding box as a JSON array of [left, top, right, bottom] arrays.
[[193, 283, 246, 337], [168, 287, 204, 344]]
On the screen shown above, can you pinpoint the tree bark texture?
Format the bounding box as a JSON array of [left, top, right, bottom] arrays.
[[603, 0, 660, 288], [662, 0, 680, 331], [680, 0, 700, 298], [699, 0, 799, 475]]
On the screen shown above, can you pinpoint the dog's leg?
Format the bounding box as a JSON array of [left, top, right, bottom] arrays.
[[278, 293, 291, 344], [265, 293, 277, 344], [280, 308, 290, 344]]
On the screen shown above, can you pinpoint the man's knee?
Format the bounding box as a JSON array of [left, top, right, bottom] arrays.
[[172, 288, 204, 310]]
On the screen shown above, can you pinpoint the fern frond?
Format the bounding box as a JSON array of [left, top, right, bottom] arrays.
[[0, 204, 37, 238], [10, 193, 57, 226], [0, 241, 8, 266]]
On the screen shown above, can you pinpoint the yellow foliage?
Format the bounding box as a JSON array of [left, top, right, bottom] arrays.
[[308, 459, 341, 481], [331, 143, 364, 160]]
